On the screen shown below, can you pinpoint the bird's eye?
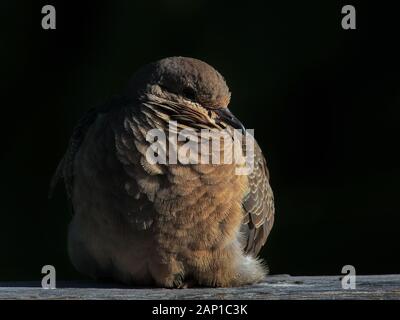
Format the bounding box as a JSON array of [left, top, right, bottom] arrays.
[[182, 87, 196, 101]]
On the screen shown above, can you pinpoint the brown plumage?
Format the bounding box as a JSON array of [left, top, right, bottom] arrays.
[[51, 57, 275, 287]]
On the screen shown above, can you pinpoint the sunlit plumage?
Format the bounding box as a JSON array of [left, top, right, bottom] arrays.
[[51, 57, 275, 287]]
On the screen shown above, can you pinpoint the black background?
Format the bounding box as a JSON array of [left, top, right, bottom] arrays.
[[1, 0, 399, 281]]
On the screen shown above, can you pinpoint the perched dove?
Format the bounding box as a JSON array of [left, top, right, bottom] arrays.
[[51, 57, 275, 287]]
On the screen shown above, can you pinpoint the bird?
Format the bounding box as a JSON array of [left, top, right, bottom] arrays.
[[50, 56, 275, 288]]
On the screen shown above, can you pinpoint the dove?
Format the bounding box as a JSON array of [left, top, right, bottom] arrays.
[[51, 57, 275, 287]]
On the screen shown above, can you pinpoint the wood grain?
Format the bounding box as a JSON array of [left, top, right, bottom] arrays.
[[0, 275, 399, 300]]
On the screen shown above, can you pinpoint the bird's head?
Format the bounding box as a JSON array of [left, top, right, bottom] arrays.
[[125, 56, 245, 131]]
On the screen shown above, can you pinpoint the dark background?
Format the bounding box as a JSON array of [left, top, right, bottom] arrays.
[[1, 0, 399, 281]]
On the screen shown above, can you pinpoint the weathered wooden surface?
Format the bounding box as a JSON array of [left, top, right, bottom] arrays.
[[0, 275, 399, 300]]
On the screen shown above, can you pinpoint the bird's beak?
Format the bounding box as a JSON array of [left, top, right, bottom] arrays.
[[215, 108, 246, 132]]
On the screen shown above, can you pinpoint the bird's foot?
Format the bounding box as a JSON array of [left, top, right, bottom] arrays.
[[176, 279, 197, 289]]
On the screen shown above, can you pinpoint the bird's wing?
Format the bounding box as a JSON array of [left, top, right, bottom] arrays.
[[241, 140, 275, 256], [49, 95, 129, 199]]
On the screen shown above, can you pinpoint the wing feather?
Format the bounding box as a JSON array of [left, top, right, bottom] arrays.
[[242, 140, 275, 256], [49, 95, 129, 199]]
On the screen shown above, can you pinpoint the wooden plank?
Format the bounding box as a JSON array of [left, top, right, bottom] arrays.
[[0, 275, 399, 300]]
